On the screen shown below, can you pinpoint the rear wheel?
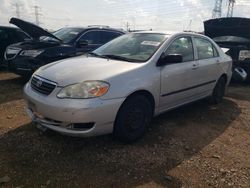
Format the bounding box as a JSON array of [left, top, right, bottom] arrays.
[[113, 95, 153, 143], [211, 76, 227, 104]]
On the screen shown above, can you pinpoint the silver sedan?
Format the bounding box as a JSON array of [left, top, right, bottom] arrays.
[[24, 31, 232, 142]]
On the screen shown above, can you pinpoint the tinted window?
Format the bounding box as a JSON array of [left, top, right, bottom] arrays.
[[100, 31, 122, 44], [165, 37, 194, 62], [79, 31, 101, 44], [195, 37, 214, 59]]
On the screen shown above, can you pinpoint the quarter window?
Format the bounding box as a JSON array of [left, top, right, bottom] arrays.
[[195, 37, 217, 59], [165, 37, 194, 62]]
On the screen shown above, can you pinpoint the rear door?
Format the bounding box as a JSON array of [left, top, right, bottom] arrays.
[[193, 37, 221, 93], [159, 36, 200, 110]]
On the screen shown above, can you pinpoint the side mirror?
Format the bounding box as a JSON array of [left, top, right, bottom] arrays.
[[77, 40, 89, 47], [157, 54, 183, 66]]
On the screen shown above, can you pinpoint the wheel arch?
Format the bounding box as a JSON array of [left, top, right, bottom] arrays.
[[220, 73, 228, 84], [124, 90, 156, 115]]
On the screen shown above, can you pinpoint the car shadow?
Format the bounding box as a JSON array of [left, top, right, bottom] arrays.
[[0, 98, 240, 188], [227, 84, 250, 102], [0, 72, 28, 104]]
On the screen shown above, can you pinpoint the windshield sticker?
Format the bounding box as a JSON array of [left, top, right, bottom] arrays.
[[69, 31, 79, 35], [141, 41, 161, 46]]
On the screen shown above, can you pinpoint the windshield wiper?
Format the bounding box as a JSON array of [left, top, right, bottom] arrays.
[[102, 54, 137, 62], [88, 52, 107, 58]]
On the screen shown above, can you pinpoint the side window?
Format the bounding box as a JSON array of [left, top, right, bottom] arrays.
[[194, 37, 215, 59], [100, 31, 121, 44], [165, 37, 194, 62], [79, 31, 101, 44], [213, 46, 219, 57]]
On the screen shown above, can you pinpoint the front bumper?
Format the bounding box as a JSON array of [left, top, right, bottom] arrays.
[[7, 57, 45, 76], [24, 83, 125, 137]]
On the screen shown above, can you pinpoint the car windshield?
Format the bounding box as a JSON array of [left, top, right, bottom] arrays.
[[42, 28, 83, 43], [93, 33, 168, 62]]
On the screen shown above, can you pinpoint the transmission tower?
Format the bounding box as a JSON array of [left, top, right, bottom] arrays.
[[11, 3, 22, 18], [212, 0, 223, 18], [227, 0, 235, 17], [34, 5, 42, 26]]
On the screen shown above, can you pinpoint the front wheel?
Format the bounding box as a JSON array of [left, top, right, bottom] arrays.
[[113, 95, 153, 143], [210, 76, 227, 104]]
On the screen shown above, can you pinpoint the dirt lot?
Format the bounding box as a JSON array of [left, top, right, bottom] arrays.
[[0, 71, 249, 188]]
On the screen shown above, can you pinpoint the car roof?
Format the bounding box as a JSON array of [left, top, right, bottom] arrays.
[[63, 26, 126, 33], [132, 30, 207, 38]]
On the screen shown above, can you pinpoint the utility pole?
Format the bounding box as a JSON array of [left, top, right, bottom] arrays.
[[126, 22, 130, 32], [227, 0, 235, 17], [11, 3, 22, 18], [212, 0, 223, 18], [188, 19, 192, 31], [34, 5, 42, 26]]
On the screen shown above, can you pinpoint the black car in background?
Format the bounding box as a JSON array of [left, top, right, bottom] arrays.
[[0, 26, 30, 67], [204, 17, 250, 83], [5, 18, 125, 76]]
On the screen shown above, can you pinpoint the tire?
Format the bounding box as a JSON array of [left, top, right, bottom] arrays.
[[211, 76, 226, 104], [113, 95, 153, 143]]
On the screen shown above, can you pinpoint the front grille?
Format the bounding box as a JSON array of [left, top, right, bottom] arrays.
[[31, 76, 56, 95]]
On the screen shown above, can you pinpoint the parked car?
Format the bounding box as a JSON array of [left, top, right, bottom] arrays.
[[0, 26, 30, 67], [24, 31, 232, 142], [204, 17, 250, 83], [5, 18, 125, 76]]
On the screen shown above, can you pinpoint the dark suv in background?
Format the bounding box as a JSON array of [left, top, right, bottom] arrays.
[[0, 26, 30, 67], [5, 18, 125, 76]]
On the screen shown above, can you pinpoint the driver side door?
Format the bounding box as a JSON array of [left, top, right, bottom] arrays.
[[159, 36, 199, 111], [76, 30, 101, 55]]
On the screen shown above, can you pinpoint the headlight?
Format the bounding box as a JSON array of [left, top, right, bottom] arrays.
[[57, 81, 110, 99], [20, 50, 44, 57]]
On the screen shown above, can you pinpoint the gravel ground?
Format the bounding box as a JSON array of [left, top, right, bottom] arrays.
[[0, 71, 249, 188]]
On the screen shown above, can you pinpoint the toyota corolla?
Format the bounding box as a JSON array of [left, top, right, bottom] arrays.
[[24, 31, 232, 142]]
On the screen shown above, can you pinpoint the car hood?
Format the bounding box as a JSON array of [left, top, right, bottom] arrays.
[[35, 56, 143, 86], [10, 17, 61, 41], [204, 17, 250, 47], [9, 40, 61, 50]]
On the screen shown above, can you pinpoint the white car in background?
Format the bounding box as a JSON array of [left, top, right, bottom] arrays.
[[24, 31, 232, 143]]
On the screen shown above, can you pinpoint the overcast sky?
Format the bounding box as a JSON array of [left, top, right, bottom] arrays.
[[1, 0, 250, 31]]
